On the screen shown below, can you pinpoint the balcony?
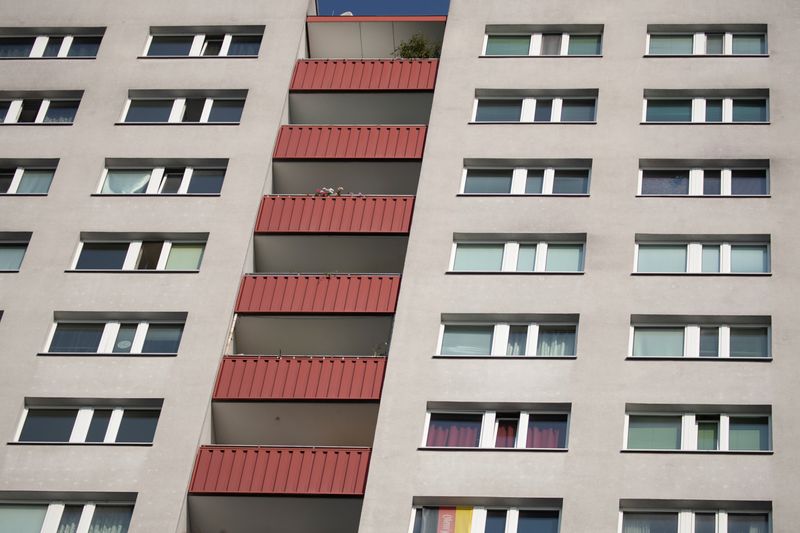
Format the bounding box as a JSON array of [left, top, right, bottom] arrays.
[[188, 446, 370, 533], [253, 195, 413, 273], [289, 59, 437, 124], [306, 15, 446, 59], [212, 355, 385, 446]]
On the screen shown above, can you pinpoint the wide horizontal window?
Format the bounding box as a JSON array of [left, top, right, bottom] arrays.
[[424, 409, 569, 449], [122, 96, 245, 123], [643, 96, 768, 123], [73, 238, 206, 271], [0, 97, 80, 124], [46, 320, 184, 355], [483, 30, 601, 56], [439, 322, 577, 357], [622, 510, 769, 533], [630, 324, 770, 359], [625, 412, 771, 451], [462, 166, 590, 195], [145, 31, 262, 57], [647, 30, 767, 56], [635, 241, 770, 274], [451, 240, 584, 273], [17, 404, 160, 444], [412, 506, 561, 533], [99, 165, 224, 195], [639, 167, 768, 196], [474, 96, 597, 123], [0, 502, 133, 533], [0, 33, 103, 59]]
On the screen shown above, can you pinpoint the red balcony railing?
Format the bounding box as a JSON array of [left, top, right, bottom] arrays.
[[273, 126, 426, 160], [290, 59, 438, 91]]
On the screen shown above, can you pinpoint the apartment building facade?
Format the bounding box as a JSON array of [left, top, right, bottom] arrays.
[[0, 0, 795, 532]]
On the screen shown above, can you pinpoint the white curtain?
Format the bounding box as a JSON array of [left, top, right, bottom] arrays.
[[87, 506, 132, 533], [102, 170, 151, 194]]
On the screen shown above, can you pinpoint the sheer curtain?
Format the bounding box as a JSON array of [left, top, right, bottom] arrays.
[[56, 505, 83, 533], [621, 512, 678, 533], [537, 328, 575, 356], [101, 170, 151, 194], [87, 506, 132, 533]]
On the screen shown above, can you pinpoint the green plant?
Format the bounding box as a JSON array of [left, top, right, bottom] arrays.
[[392, 33, 441, 58]]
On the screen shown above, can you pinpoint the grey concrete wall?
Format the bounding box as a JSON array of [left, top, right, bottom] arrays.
[[0, 1, 309, 532], [360, 1, 799, 532]]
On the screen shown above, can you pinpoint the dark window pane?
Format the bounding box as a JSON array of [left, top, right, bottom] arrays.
[[728, 514, 768, 533], [485, 510, 507, 533], [125, 100, 172, 122], [43, 101, 79, 123], [208, 100, 244, 122], [527, 414, 568, 448], [147, 36, 193, 56], [135, 241, 162, 269], [113, 324, 138, 353], [730, 327, 769, 357], [202, 35, 224, 56], [43, 37, 64, 57], [553, 169, 589, 193], [641, 170, 690, 195], [19, 409, 77, 442], [731, 169, 768, 195], [703, 169, 721, 195], [732, 35, 767, 55], [517, 510, 560, 533], [141, 324, 183, 353], [705, 99, 722, 122], [67, 36, 102, 57], [0, 169, 13, 193], [476, 100, 522, 122], [76, 242, 128, 269], [18, 99, 43, 123], [540, 33, 562, 55], [533, 99, 552, 122], [695, 513, 716, 533], [732, 99, 767, 122], [181, 98, 205, 123], [227, 35, 262, 56], [0, 101, 8, 122], [561, 99, 596, 121], [115, 410, 159, 443], [705, 33, 724, 54], [525, 169, 544, 194], [85, 409, 112, 442], [699, 327, 719, 357], [88, 506, 133, 533], [58, 505, 84, 531], [567, 35, 602, 55], [622, 512, 678, 533], [464, 169, 513, 193], [646, 100, 692, 122], [49, 323, 104, 352], [187, 169, 225, 194], [0, 244, 27, 270], [159, 168, 184, 193], [485, 35, 530, 56], [0, 37, 35, 57], [426, 413, 482, 447]]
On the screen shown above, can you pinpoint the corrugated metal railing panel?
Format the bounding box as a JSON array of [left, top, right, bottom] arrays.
[[214, 356, 386, 400], [235, 275, 400, 314], [189, 446, 371, 495], [255, 196, 414, 234], [290, 59, 438, 91], [272, 126, 426, 160]]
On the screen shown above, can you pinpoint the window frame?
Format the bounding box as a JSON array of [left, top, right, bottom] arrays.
[[71, 239, 206, 272], [143, 31, 263, 58], [645, 31, 768, 56], [460, 166, 591, 196], [482, 31, 603, 57], [0, 166, 56, 195], [0, 33, 103, 59], [472, 96, 597, 123], [0, 501, 134, 533], [43, 320, 184, 356], [437, 322, 578, 358], [642, 96, 769, 124], [637, 166, 769, 196], [410, 506, 562, 533], [633, 241, 770, 274], [1, 98, 80, 124], [120, 96, 244, 124], [14, 405, 160, 444], [449, 241, 585, 273], [628, 323, 771, 359], [96, 165, 225, 196]]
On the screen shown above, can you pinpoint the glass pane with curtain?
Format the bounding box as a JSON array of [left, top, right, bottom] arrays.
[[115, 410, 159, 443], [0, 244, 26, 270], [76, 242, 128, 269], [696, 415, 720, 450], [553, 169, 589, 193], [165, 243, 204, 270], [728, 514, 768, 533], [112, 323, 138, 353], [485, 35, 530, 56], [453, 243, 504, 271], [730, 245, 768, 272], [102, 170, 151, 194], [187, 169, 225, 194], [632, 327, 684, 357], [646, 100, 692, 122], [533, 99, 553, 122], [622, 512, 679, 533], [627, 415, 681, 449], [0, 37, 35, 57], [17, 169, 54, 194], [50, 323, 104, 352], [732, 99, 767, 122], [731, 169, 768, 195], [701, 245, 720, 272], [208, 100, 244, 122], [426, 413, 482, 447], [441, 325, 493, 355], [125, 100, 172, 122], [525, 169, 544, 193], [649, 34, 693, 55], [730, 327, 769, 357], [413, 507, 475, 533], [43, 37, 64, 57], [67, 36, 102, 57], [57, 504, 84, 533], [545, 244, 583, 271], [141, 324, 183, 353], [568, 35, 602, 55], [85, 409, 113, 442], [147, 36, 193, 56], [561, 99, 596, 122], [641, 170, 690, 195], [517, 510, 560, 533], [87, 506, 133, 533], [0, 504, 47, 533], [43, 101, 79, 123], [485, 510, 507, 533], [699, 327, 719, 357], [494, 414, 518, 447], [705, 99, 722, 122], [705, 33, 724, 54], [506, 325, 528, 355], [516, 244, 536, 272], [19, 409, 78, 442], [463, 169, 513, 194], [637, 244, 687, 272], [694, 513, 716, 533], [527, 414, 568, 448], [475, 100, 522, 122], [227, 35, 262, 56], [732, 34, 766, 55], [540, 33, 562, 55], [537, 326, 576, 356], [729, 417, 769, 450], [702, 169, 721, 195]]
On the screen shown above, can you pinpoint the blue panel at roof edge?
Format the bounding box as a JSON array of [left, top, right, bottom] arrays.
[[316, 0, 450, 16]]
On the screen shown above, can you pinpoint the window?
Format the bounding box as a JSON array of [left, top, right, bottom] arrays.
[[0, 165, 55, 195], [45, 319, 184, 355], [483, 28, 602, 56], [630, 322, 770, 359], [144, 30, 263, 57], [451, 239, 584, 273], [98, 164, 225, 195], [621, 510, 769, 533], [638, 165, 769, 196], [439, 321, 577, 357], [73, 237, 206, 271], [462, 166, 590, 195], [16, 403, 161, 444], [412, 506, 561, 533], [625, 411, 771, 451], [0, 242, 28, 271], [646, 28, 767, 56], [122, 93, 246, 124], [424, 409, 569, 449], [0, 502, 133, 533], [0, 95, 81, 124], [634, 240, 770, 274], [473, 93, 597, 123], [0, 32, 103, 58], [643, 94, 768, 123]]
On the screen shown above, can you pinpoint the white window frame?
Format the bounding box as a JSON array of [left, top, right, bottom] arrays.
[[643, 97, 769, 123], [144, 32, 262, 57], [624, 412, 772, 451], [0, 502, 134, 533], [473, 97, 596, 123], [410, 506, 562, 533], [637, 167, 769, 196], [2, 98, 78, 124], [633, 242, 770, 274], [646, 31, 767, 56], [14, 406, 158, 444], [96, 166, 223, 195], [437, 322, 578, 357], [44, 320, 184, 354], [628, 324, 771, 359], [422, 410, 569, 450], [460, 166, 591, 195], [3, 34, 100, 59], [482, 31, 602, 57], [450, 241, 585, 273], [122, 97, 242, 123], [72, 239, 205, 271]]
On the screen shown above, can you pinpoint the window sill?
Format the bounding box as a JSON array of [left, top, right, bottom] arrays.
[[89, 193, 221, 197], [0, 57, 97, 60], [631, 272, 771, 276], [446, 271, 584, 275], [0, 193, 49, 197], [470, 121, 597, 125], [0, 123, 73, 126], [137, 55, 259, 59], [8, 441, 152, 446], [0, 270, 20, 273], [621, 449, 773, 455], [115, 122, 240, 126], [643, 54, 769, 58], [625, 356, 771, 362], [640, 122, 770, 125], [38, 352, 178, 357], [457, 193, 590, 198], [65, 269, 200, 273], [434, 355, 577, 360], [419, 446, 568, 452], [636, 194, 771, 198], [479, 55, 602, 59]]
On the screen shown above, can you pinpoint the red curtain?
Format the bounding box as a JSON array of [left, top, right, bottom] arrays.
[[427, 419, 481, 447], [495, 419, 517, 447], [526, 419, 566, 448]]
